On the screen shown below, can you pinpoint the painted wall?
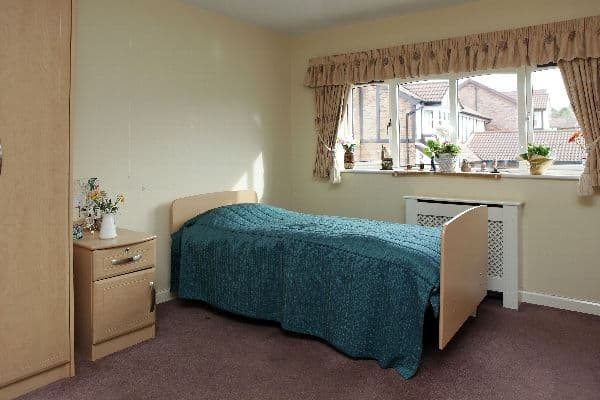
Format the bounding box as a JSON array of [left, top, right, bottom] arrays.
[[73, 0, 291, 295], [290, 0, 600, 303]]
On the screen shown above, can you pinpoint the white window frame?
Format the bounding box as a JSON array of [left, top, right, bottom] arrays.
[[344, 65, 580, 175]]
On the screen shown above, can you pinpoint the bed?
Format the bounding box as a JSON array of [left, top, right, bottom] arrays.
[[170, 190, 488, 378]]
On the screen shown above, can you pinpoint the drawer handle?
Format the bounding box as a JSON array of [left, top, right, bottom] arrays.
[[150, 281, 156, 313], [111, 254, 142, 265]]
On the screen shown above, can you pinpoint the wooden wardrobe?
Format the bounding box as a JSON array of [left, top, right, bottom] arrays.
[[0, 1, 74, 398]]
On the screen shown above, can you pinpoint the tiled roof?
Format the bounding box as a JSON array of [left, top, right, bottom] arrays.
[[400, 81, 448, 102], [466, 129, 584, 162], [550, 114, 579, 129], [535, 130, 585, 162], [458, 145, 482, 163], [502, 90, 549, 109], [404, 80, 551, 110], [460, 104, 491, 120]]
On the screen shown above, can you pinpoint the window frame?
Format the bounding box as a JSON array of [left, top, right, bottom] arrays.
[[344, 65, 580, 174]]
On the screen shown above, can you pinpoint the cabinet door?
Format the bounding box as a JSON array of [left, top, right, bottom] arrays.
[[93, 268, 156, 344], [0, 0, 72, 387]]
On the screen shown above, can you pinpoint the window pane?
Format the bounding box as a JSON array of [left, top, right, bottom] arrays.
[[397, 79, 450, 166], [531, 67, 583, 167], [351, 84, 390, 163], [458, 72, 518, 169]]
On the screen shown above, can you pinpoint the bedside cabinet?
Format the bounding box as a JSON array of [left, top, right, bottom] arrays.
[[73, 229, 157, 361]]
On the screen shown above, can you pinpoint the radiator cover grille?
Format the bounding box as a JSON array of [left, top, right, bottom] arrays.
[[417, 214, 504, 278]]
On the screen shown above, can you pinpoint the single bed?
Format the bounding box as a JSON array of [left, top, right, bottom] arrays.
[[170, 190, 487, 377]]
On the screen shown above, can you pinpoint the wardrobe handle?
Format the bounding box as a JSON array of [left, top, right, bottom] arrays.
[[0, 140, 3, 175], [111, 254, 142, 265], [149, 281, 156, 313]]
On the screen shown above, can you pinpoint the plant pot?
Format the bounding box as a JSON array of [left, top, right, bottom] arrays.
[[437, 153, 458, 173], [99, 213, 118, 239], [344, 150, 355, 169], [528, 155, 553, 175]]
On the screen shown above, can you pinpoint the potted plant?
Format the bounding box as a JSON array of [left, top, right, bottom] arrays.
[[338, 138, 359, 169], [518, 143, 553, 175], [423, 139, 461, 173]]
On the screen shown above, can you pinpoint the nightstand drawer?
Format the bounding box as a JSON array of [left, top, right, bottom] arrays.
[[92, 239, 156, 280], [92, 268, 156, 344]]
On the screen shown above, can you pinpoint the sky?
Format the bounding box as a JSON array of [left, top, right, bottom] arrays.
[[466, 67, 571, 109]]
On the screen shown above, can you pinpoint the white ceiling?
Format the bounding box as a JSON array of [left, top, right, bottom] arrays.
[[185, 0, 474, 33]]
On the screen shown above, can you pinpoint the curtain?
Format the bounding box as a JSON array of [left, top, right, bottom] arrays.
[[559, 58, 600, 196], [313, 85, 349, 180], [304, 16, 600, 88]]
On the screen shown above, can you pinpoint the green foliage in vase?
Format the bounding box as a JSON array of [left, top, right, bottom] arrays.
[[519, 143, 551, 160], [423, 139, 461, 157]]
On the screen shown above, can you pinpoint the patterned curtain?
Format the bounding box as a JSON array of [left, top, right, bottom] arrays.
[[559, 58, 600, 196], [313, 85, 349, 180]]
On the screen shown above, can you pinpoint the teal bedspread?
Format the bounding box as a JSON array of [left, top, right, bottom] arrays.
[[171, 203, 441, 378]]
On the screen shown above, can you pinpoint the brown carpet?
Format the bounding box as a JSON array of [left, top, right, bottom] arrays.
[[18, 298, 600, 400]]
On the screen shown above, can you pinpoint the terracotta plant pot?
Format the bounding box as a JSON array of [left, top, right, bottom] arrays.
[[437, 153, 459, 173], [344, 150, 355, 169]]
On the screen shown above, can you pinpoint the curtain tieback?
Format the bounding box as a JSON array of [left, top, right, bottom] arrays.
[[317, 135, 335, 153], [585, 136, 600, 152]]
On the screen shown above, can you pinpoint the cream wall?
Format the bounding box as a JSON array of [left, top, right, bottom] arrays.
[[74, 0, 600, 304], [290, 0, 600, 303], [73, 0, 291, 295]]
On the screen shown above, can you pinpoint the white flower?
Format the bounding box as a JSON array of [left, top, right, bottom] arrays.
[[435, 124, 455, 143]]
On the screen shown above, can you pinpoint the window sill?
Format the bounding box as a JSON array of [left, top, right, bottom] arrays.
[[341, 168, 580, 181]]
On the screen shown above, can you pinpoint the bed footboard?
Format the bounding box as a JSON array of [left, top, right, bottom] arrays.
[[438, 205, 488, 350]]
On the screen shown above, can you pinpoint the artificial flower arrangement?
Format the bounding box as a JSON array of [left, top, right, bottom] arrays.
[[567, 131, 586, 154], [338, 137, 360, 169], [337, 137, 360, 153], [517, 143, 553, 175], [82, 178, 126, 215], [422, 126, 461, 172], [75, 178, 125, 238]]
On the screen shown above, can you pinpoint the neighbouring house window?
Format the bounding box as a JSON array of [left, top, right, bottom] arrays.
[[344, 66, 583, 175], [533, 111, 544, 129], [350, 84, 390, 163]]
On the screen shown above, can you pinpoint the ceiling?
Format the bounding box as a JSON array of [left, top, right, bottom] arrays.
[[184, 0, 474, 33]]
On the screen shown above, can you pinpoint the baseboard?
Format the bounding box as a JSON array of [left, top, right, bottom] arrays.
[[156, 288, 176, 304], [519, 291, 600, 316]]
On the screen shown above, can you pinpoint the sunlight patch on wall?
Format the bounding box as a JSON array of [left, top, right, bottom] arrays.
[[253, 152, 265, 200], [232, 172, 248, 192]]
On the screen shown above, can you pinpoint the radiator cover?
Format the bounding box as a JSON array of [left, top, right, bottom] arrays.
[[405, 196, 522, 309]]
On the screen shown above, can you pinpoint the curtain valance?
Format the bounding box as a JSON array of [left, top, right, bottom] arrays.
[[304, 16, 600, 88]]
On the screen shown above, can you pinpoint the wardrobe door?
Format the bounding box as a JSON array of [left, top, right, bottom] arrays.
[[0, 0, 73, 394]]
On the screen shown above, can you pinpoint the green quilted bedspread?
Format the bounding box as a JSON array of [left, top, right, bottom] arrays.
[[171, 203, 441, 378]]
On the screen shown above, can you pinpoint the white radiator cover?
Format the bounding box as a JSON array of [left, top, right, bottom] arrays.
[[405, 196, 522, 310]]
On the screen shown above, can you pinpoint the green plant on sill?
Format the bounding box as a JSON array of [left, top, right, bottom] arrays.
[[519, 143, 551, 160], [423, 139, 461, 158]]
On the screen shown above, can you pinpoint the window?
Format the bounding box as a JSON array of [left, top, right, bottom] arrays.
[[344, 65, 583, 175], [458, 72, 518, 168], [533, 111, 544, 129], [397, 79, 450, 166], [530, 67, 582, 169], [350, 84, 390, 163]]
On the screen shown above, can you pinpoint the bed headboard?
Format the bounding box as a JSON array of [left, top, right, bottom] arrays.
[[170, 190, 258, 233]]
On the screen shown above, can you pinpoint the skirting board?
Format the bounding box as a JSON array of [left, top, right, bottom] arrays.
[[156, 289, 176, 304], [519, 291, 600, 316]]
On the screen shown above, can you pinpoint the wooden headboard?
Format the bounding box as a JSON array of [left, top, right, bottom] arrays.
[[170, 190, 258, 233]]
